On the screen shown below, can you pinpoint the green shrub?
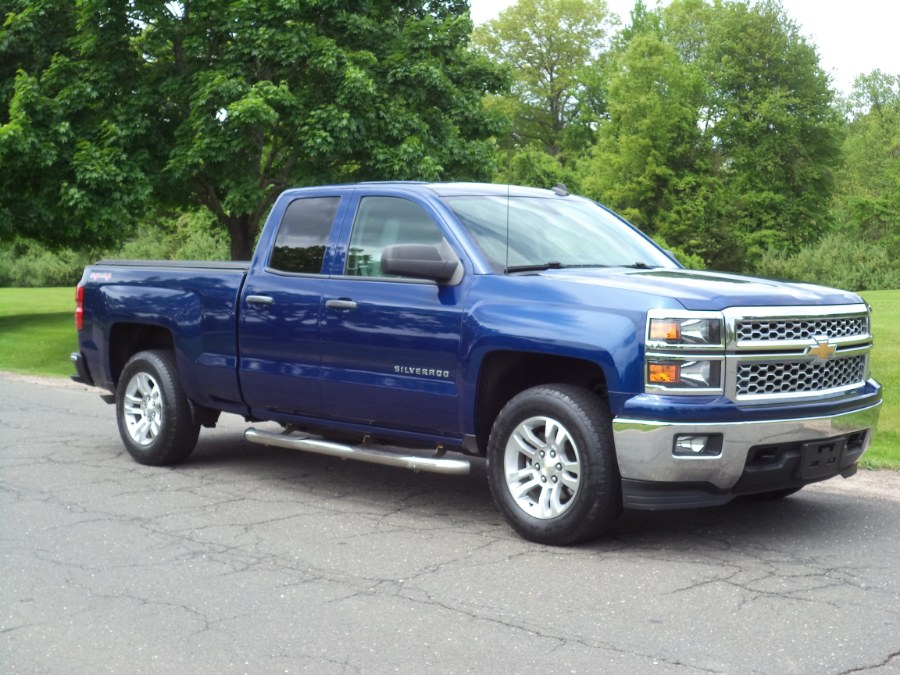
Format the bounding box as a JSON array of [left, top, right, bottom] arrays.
[[652, 235, 706, 270], [171, 211, 229, 260], [0, 209, 229, 287], [0, 240, 94, 287], [755, 233, 900, 291], [111, 210, 228, 261]]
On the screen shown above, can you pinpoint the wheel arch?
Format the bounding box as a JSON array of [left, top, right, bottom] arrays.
[[473, 350, 609, 455], [109, 323, 175, 387]]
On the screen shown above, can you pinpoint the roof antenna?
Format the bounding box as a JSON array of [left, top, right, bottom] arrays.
[[552, 183, 569, 196]]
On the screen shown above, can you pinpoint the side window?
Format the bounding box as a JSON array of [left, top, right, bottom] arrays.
[[346, 197, 444, 277], [269, 197, 341, 274]]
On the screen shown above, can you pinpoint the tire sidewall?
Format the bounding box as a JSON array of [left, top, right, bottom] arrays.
[[487, 385, 620, 545]]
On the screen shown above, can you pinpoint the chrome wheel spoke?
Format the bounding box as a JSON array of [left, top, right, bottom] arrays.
[[512, 425, 544, 459], [538, 482, 553, 517], [548, 421, 567, 450], [560, 473, 579, 491], [507, 466, 536, 483], [542, 484, 566, 518], [123, 403, 142, 417], [514, 477, 542, 501], [133, 418, 153, 443]]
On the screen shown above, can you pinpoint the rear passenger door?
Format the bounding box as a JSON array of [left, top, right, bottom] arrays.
[[239, 193, 345, 419], [319, 194, 470, 436]]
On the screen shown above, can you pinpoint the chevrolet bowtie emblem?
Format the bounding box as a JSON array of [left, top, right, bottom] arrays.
[[806, 337, 837, 362]]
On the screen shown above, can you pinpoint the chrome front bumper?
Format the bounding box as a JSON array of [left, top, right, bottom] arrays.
[[612, 400, 882, 493]]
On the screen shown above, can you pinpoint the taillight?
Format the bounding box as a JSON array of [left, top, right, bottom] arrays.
[[75, 283, 84, 331]]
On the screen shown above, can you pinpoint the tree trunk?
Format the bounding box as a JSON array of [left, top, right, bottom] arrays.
[[226, 214, 258, 261]]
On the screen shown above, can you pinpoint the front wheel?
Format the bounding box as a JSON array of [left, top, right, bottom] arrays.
[[487, 384, 621, 545], [116, 350, 200, 466]]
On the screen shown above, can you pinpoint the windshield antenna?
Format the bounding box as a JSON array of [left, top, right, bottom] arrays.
[[505, 180, 510, 273]]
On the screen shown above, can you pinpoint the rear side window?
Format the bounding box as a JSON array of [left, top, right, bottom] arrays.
[[269, 197, 341, 273]]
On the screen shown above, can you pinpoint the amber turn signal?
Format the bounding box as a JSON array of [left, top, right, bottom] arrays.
[[648, 363, 680, 384], [649, 319, 681, 341]]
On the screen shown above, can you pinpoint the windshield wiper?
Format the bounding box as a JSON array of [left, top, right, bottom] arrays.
[[505, 261, 565, 274], [622, 261, 657, 269], [504, 262, 616, 274]]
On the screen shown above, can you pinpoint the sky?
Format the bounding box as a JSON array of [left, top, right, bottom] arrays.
[[468, 0, 900, 97]]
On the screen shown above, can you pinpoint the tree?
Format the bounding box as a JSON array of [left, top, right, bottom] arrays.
[[472, 0, 612, 158], [833, 71, 900, 257], [847, 69, 900, 116], [496, 145, 581, 190], [700, 0, 841, 266], [0, 1, 505, 259], [580, 31, 736, 267], [1, 0, 155, 250], [576, 0, 841, 271]]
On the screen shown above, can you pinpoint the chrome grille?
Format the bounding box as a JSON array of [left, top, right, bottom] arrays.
[[737, 355, 867, 397], [736, 317, 868, 342]]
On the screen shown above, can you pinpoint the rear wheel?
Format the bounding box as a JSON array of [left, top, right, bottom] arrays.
[[116, 350, 200, 466], [487, 384, 621, 545]]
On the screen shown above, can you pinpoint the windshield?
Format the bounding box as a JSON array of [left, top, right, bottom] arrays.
[[444, 195, 678, 272]]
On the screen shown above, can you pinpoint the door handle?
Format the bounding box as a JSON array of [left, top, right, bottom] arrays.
[[246, 295, 274, 306], [325, 299, 358, 311]]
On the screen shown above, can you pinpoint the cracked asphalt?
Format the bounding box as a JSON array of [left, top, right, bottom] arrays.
[[2, 375, 899, 674]]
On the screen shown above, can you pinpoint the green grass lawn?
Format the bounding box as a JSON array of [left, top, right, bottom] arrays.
[[861, 290, 899, 468], [0, 287, 78, 377], [1, 286, 898, 468]]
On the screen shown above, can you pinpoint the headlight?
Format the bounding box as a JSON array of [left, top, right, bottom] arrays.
[[648, 316, 723, 347], [645, 310, 725, 394]]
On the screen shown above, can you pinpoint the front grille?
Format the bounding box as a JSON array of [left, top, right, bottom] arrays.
[[736, 317, 868, 343], [736, 355, 867, 397]]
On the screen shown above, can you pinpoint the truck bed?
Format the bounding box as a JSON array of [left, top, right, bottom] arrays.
[[78, 259, 249, 415]]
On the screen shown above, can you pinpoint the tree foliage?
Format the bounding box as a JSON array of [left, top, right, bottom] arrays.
[[579, 0, 840, 271], [1, 0, 505, 259], [472, 0, 613, 158], [1, 1, 154, 250], [701, 0, 841, 264], [756, 232, 900, 292], [834, 71, 900, 257], [1, 0, 895, 287], [580, 30, 735, 266], [495, 145, 581, 191]]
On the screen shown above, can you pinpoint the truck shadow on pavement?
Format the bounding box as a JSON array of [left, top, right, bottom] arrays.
[[178, 425, 869, 550]]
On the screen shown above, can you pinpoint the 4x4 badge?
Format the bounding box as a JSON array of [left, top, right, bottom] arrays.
[[806, 337, 837, 362]]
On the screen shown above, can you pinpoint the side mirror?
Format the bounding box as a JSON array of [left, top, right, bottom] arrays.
[[381, 244, 460, 283]]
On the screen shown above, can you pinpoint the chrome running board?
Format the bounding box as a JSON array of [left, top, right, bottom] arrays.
[[244, 428, 471, 475]]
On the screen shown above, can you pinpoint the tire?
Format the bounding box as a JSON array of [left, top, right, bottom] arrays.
[[115, 350, 200, 466], [486, 384, 622, 545]]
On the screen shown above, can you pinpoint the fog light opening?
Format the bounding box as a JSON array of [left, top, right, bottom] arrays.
[[673, 434, 722, 457]]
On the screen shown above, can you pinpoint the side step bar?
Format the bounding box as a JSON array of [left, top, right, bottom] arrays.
[[244, 428, 471, 475]]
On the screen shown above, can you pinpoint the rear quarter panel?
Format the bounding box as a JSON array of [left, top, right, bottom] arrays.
[[79, 264, 246, 412]]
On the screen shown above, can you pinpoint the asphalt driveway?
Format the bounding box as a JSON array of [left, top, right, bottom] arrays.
[[2, 374, 899, 673]]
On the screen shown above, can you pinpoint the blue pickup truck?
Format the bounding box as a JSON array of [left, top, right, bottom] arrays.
[[73, 182, 882, 544]]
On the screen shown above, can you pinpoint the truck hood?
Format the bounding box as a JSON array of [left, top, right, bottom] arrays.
[[539, 267, 863, 311]]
